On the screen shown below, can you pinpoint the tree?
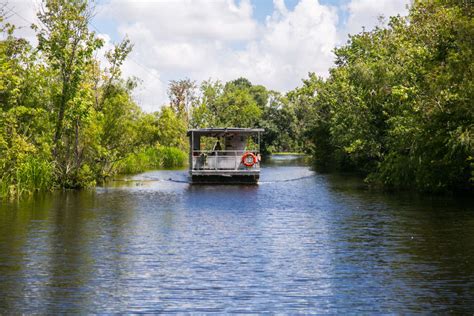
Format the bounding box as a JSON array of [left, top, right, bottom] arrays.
[[168, 78, 197, 123], [156, 106, 187, 150], [299, 0, 473, 191], [1, 0, 189, 197], [34, 0, 103, 165], [100, 37, 133, 108]]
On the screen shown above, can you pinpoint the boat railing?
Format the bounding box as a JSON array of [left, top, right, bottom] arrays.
[[191, 150, 260, 171]]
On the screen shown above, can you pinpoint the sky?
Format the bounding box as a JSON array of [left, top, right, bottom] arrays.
[[5, 0, 411, 112]]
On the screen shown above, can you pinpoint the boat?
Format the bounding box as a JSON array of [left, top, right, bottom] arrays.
[[187, 128, 264, 184]]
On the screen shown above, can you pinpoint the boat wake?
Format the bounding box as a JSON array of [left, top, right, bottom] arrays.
[[113, 174, 315, 185], [259, 174, 315, 184], [163, 174, 315, 184]]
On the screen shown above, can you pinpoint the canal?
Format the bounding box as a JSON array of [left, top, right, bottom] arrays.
[[0, 155, 473, 313]]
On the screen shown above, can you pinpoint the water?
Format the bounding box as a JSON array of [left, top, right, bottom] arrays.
[[1, 155, 473, 313]]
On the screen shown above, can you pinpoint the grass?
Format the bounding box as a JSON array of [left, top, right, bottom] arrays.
[[116, 146, 187, 174], [0, 146, 187, 199], [0, 157, 53, 199]]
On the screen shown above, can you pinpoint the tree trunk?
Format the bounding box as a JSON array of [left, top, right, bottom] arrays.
[[53, 85, 68, 156], [74, 118, 80, 169]]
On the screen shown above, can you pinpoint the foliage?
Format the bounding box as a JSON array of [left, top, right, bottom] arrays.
[[189, 77, 301, 154], [168, 78, 197, 123], [190, 78, 262, 128], [1, 0, 471, 197], [116, 146, 187, 174], [156, 106, 188, 150], [298, 0, 473, 192], [0, 0, 187, 198]]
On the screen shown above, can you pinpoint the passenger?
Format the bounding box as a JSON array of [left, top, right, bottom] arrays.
[[210, 140, 222, 156], [214, 140, 222, 152]]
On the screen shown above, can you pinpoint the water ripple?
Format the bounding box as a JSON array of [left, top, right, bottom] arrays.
[[0, 157, 473, 313]]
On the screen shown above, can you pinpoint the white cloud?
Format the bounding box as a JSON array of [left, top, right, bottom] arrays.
[[251, 0, 338, 88], [96, 0, 340, 111], [2, 0, 40, 43], [345, 0, 411, 36], [4, 0, 412, 112], [94, 0, 261, 112], [125, 63, 167, 113], [99, 0, 258, 42]]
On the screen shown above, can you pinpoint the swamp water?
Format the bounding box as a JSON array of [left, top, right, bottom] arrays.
[[0, 155, 473, 313]]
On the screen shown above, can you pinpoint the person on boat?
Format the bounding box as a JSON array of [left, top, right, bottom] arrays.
[[210, 140, 222, 156], [214, 140, 222, 152]]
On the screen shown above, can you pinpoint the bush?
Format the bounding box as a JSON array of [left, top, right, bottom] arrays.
[[116, 146, 187, 174], [304, 1, 473, 193], [0, 156, 53, 198], [158, 146, 187, 168]]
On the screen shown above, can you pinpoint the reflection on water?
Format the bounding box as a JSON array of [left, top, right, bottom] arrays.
[[0, 155, 473, 313]]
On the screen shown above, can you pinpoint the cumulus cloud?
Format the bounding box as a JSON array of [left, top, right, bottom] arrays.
[[2, 0, 40, 43], [344, 0, 411, 36], [249, 0, 338, 89], [101, 0, 257, 42], [5, 0, 412, 112], [94, 0, 262, 111], [95, 0, 340, 111]]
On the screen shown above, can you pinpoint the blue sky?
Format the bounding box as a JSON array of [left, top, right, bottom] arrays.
[[252, 0, 350, 23]]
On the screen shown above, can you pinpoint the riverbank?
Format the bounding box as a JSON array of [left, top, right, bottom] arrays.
[[0, 146, 187, 200]]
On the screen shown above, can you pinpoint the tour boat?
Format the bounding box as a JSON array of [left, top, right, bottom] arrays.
[[187, 128, 264, 184]]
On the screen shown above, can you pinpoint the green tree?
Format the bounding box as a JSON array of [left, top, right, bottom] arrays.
[[34, 0, 103, 186], [1, 0, 189, 197], [299, 0, 473, 191], [0, 12, 54, 197], [156, 106, 187, 150], [168, 78, 197, 123]]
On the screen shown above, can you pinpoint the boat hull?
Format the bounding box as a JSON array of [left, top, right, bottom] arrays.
[[191, 171, 259, 184]]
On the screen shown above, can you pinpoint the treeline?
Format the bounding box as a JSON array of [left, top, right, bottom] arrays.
[[294, 0, 473, 192], [170, 77, 307, 154], [0, 0, 189, 197], [0, 0, 300, 198], [184, 0, 473, 192], [1, 0, 472, 196]]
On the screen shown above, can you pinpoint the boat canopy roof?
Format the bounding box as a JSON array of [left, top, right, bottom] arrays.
[[187, 128, 264, 137]]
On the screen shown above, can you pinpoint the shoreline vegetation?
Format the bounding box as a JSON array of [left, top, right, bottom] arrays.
[[116, 146, 187, 175], [1, 0, 472, 199]]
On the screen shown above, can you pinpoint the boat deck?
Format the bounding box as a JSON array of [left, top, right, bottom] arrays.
[[187, 128, 263, 184]]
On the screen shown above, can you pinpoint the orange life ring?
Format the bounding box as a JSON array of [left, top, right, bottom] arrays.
[[242, 152, 257, 167]]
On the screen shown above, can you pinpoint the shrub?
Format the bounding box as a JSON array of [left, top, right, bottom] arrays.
[[0, 156, 53, 198], [116, 146, 187, 174]]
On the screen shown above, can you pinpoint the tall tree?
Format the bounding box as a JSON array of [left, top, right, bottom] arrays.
[[300, 0, 473, 191], [33, 0, 103, 185], [34, 0, 103, 155], [168, 78, 197, 123]]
